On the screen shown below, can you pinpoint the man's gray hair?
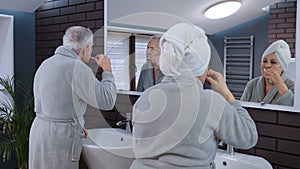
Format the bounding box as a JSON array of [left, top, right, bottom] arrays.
[[149, 34, 162, 42], [63, 26, 93, 54]]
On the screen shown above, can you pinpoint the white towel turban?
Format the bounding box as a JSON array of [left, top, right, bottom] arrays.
[[159, 23, 211, 77], [262, 40, 291, 72]]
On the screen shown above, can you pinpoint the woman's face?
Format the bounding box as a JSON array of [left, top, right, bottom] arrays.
[[261, 53, 283, 77]]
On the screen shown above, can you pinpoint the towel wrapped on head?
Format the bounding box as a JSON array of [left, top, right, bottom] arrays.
[[262, 40, 291, 72], [159, 22, 211, 77]]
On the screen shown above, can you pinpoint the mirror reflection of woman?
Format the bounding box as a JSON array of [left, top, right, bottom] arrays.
[[240, 40, 294, 106]]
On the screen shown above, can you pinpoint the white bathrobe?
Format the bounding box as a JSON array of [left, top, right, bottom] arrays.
[[241, 40, 294, 106], [130, 75, 258, 169], [29, 46, 117, 169], [130, 23, 257, 169], [240, 73, 294, 106], [136, 62, 164, 92]]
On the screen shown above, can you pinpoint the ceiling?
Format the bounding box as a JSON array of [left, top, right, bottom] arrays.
[[0, 0, 283, 35], [107, 0, 283, 35]]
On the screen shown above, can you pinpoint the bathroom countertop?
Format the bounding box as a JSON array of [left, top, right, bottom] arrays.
[[117, 89, 142, 96]]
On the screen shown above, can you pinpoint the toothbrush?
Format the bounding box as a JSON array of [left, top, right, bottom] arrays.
[[264, 68, 273, 84]]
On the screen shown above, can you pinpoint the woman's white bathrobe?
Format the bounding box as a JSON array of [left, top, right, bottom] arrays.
[[240, 73, 294, 106], [29, 46, 117, 169], [130, 75, 257, 169]]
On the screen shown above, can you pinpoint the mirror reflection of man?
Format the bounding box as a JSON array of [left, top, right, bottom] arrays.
[[136, 35, 164, 91]]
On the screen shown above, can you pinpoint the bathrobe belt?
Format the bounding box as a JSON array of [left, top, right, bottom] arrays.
[[36, 114, 83, 162]]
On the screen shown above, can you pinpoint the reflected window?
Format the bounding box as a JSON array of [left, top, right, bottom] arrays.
[[107, 32, 151, 90], [107, 32, 130, 90]]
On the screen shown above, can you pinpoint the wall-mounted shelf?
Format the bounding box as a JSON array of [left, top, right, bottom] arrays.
[[0, 14, 14, 81]]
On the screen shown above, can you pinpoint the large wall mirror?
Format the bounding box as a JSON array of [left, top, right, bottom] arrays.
[[104, 0, 299, 113]]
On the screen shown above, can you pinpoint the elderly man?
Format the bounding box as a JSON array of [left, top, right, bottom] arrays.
[[29, 26, 117, 169], [136, 35, 164, 91]]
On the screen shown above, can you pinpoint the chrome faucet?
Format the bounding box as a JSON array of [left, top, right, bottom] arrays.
[[218, 141, 234, 156], [226, 145, 234, 156], [116, 112, 131, 133]]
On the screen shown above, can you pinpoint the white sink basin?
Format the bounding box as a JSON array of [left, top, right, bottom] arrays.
[[82, 128, 272, 169], [82, 128, 134, 169], [215, 149, 273, 169]]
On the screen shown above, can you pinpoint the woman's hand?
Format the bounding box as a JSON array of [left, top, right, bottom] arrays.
[[263, 68, 288, 96], [205, 69, 235, 103], [92, 54, 112, 72]]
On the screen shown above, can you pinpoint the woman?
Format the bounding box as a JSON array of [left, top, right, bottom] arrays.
[[29, 26, 117, 169], [129, 23, 257, 169], [240, 40, 294, 106]]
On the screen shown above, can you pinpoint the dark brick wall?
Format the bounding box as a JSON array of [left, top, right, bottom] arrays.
[[237, 108, 300, 169], [35, 0, 104, 68], [269, 0, 297, 57], [259, 2, 300, 167]]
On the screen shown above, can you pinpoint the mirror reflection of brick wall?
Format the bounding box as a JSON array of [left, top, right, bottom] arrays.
[[269, 0, 297, 57]]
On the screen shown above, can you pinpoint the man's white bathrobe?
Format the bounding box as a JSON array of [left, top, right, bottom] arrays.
[[29, 46, 116, 169]]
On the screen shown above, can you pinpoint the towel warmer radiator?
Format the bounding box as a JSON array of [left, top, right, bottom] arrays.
[[224, 36, 254, 99]]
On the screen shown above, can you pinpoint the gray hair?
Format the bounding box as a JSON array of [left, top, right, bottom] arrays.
[[149, 34, 162, 42], [63, 26, 93, 54]]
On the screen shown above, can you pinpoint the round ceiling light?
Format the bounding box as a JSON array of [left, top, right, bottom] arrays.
[[204, 1, 241, 19]]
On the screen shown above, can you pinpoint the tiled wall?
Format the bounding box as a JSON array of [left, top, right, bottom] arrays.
[[35, 0, 104, 68], [269, 0, 297, 57]]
